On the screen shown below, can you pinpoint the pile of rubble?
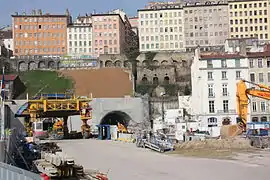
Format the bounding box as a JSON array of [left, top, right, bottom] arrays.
[[175, 138, 253, 150]]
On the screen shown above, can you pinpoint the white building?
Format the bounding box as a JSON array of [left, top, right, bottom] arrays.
[[191, 47, 250, 135], [138, 5, 185, 52], [67, 18, 93, 57]]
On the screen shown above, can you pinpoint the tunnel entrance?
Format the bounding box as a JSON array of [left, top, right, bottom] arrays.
[[100, 111, 132, 127]]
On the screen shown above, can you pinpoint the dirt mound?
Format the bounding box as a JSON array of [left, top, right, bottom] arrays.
[[59, 68, 133, 98], [175, 138, 253, 150]]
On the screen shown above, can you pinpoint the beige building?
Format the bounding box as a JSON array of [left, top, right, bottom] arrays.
[[184, 2, 229, 52], [12, 10, 71, 56], [138, 4, 185, 52], [228, 0, 270, 40]]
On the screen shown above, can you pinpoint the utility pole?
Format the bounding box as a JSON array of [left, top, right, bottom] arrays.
[[0, 66, 5, 140]]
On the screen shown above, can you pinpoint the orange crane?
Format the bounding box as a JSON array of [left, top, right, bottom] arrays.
[[222, 79, 270, 137]]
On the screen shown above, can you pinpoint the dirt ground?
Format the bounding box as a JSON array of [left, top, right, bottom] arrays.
[[59, 68, 133, 98], [58, 139, 270, 180]]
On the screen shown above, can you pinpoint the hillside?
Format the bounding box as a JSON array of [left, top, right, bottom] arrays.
[[59, 68, 134, 98], [20, 70, 73, 98]]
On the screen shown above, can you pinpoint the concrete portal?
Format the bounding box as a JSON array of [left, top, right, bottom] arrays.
[[100, 111, 132, 127]]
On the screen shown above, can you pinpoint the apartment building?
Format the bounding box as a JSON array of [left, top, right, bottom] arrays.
[[191, 47, 249, 136], [247, 45, 270, 122], [129, 17, 139, 35], [138, 4, 185, 52], [91, 14, 126, 57], [228, 0, 270, 40], [67, 19, 93, 56], [184, 2, 229, 52], [12, 10, 71, 56]]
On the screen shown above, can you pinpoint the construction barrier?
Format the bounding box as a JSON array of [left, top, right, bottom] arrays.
[[117, 133, 136, 143]]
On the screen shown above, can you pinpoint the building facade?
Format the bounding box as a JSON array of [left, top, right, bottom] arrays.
[[184, 2, 229, 52], [247, 46, 270, 122], [128, 16, 139, 35], [67, 21, 93, 56], [138, 5, 185, 52], [91, 14, 126, 57], [228, 0, 270, 40], [191, 48, 250, 135], [12, 10, 71, 56]]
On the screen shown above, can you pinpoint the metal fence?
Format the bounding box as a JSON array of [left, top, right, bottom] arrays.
[[0, 162, 42, 180]]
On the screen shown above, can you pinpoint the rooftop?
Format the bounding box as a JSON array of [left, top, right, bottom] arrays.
[[1, 74, 18, 81], [0, 30, 12, 39]]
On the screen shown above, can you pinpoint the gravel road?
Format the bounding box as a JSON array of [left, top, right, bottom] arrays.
[[58, 139, 270, 180]]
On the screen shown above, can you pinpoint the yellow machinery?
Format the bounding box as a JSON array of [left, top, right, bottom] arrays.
[[21, 93, 92, 139], [117, 122, 128, 133], [221, 79, 270, 138]]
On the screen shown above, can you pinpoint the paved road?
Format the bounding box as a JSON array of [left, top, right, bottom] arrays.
[[58, 139, 269, 180]]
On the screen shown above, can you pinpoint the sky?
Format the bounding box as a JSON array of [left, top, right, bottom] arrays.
[[0, 0, 159, 27]]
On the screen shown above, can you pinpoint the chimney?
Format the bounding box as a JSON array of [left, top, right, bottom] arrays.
[[239, 39, 247, 56]]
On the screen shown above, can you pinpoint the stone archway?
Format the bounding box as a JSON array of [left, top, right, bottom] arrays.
[[124, 61, 131, 68], [48, 61, 55, 69], [114, 60, 122, 68], [28, 61, 36, 70], [38, 61, 46, 69], [18, 61, 27, 72], [100, 111, 132, 127], [105, 60, 113, 67]]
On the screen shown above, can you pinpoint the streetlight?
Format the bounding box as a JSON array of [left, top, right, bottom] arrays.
[[160, 92, 166, 123]]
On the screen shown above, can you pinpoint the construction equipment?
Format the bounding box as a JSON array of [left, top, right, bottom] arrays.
[[221, 79, 270, 141], [15, 93, 93, 139], [117, 122, 127, 133], [50, 119, 64, 139]]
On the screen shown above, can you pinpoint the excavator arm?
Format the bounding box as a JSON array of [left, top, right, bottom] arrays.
[[221, 79, 270, 138], [236, 79, 270, 133]]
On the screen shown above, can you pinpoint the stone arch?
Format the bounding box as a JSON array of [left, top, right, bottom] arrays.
[[124, 61, 131, 68], [114, 60, 122, 68], [153, 60, 159, 66], [261, 116, 267, 122], [105, 60, 113, 67], [164, 76, 170, 84], [18, 61, 27, 72], [100, 61, 104, 68], [57, 61, 61, 69], [161, 60, 169, 65], [141, 76, 148, 84], [100, 111, 132, 127], [142, 60, 147, 66], [252, 117, 259, 122], [48, 61, 55, 69], [38, 61, 46, 69], [28, 61, 36, 70], [153, 76, 159, 85]]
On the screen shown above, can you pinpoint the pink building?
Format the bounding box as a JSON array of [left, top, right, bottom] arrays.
[[128, 17, 139, 35], [92, 14, 125, 57]]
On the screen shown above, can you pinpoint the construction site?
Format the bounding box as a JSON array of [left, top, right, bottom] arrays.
[[0, 69, 270, 180]]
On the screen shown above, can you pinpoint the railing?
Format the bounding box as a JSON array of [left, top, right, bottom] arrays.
[[217, 109, 236, 114]]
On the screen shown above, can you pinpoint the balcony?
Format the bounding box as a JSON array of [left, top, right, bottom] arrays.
[[217, 109, 236, 114]]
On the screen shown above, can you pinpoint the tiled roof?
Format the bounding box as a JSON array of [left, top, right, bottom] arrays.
[[200, 53, 244, 59], [247, 51, 270, 58], [0, 74, 17, 81], [59, 68, 133, 98], [0, 31, 12, 39]]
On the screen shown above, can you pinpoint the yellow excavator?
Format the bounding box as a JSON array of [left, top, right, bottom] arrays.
[[221, 79, 270, 138]]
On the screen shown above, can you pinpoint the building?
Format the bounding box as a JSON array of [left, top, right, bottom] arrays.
[[128, 17, 139, 35], [138, 4, 185, 52], [246, 44, 270, 122], [67, 18, 93, 56], [191, 47, 250, 136], [12, 9, 71, 57], [183, 2, 229, 52], [0, 29, 13, 53], [91, 14, 126, 57], [228, 0, 270, 40]]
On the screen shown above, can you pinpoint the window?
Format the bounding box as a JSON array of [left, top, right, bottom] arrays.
[[223, 100, 229, 113], [208, 84, 214, 97], [235, 59, 240, 67], [221, 59, 227, 68], [221, 71, 227, 79], [207, 117, 217, 127], [258, 58, 263, 68], [252, 102, 257, 112], [261, 102, 266, 112], [209, 101, 215, 113], [250, 73, 255, 82], [267, 59, 270, 67], [249, 59, 254, 68], [236, 71, 241, 79], [222, 84, 228, 96], [259, 73, 264, 82], [207, 60, 213, 68], [208, 72, 213, 80]]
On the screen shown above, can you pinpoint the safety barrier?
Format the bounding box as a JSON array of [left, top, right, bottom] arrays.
[[0, 162, 42, 180], [117, 133, 136, 143]]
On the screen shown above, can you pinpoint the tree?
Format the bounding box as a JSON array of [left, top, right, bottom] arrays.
[[184, 85, 191, 95]]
